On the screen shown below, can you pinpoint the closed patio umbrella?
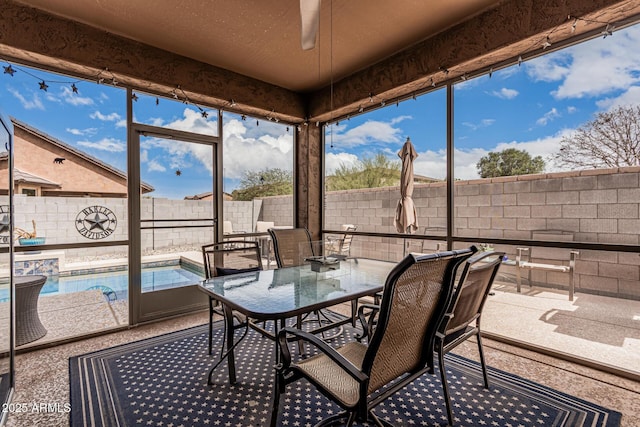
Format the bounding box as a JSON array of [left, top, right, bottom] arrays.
[[394, 137, 419, 234]]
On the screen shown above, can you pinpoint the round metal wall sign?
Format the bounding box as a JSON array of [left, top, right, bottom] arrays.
[[75, 206, 117, 240]]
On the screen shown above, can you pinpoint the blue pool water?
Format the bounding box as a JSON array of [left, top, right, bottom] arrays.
[[9, 265, 204, 301]]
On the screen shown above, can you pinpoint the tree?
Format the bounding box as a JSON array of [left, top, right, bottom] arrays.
[[476, 148, 545, 178], [326, 153, 401, 191], [231, 168, 293, 201], [553, 105, 640, 169]]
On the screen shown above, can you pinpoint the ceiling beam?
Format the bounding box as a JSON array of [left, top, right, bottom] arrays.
[[308, 0, 640, 122], [0, 0, 306, 123]]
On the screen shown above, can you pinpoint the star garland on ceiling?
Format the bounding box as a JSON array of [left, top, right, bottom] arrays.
[[0, 61, 292, 132]]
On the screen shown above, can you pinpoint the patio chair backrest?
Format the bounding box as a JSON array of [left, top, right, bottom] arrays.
[[442, 251, 504, 338], [201, 240, 262, 279], [223, 220, 234, 235], [268, 227, 315, 268], [362, 247, 475, 393], [339, 225, 357, 255]]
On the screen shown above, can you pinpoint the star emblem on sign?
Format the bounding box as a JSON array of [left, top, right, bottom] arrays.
[[86, 213, 109, 231], [75, 206, 117, 240]]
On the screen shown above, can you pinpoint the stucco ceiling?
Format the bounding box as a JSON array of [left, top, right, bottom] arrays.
[[16, 0, 502, 92]]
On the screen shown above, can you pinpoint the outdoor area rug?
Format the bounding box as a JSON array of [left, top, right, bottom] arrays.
[[69, 319, 622, 427]]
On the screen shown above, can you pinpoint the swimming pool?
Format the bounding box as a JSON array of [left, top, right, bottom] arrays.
[[0, 264, 204, 302], [43, 265, 204, 297]]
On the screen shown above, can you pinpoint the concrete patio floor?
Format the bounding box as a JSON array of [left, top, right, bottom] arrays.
[[483, 280, 640, 377], [5, 309, 640, 427]]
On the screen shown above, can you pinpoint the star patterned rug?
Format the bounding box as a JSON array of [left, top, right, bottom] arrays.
[[69, 320, 621, 427]]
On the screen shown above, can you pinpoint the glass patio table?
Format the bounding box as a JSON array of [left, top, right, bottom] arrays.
[[198, 258, 394, 384]]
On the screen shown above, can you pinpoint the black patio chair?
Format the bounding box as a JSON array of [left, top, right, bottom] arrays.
[[270, 247, 476, 427], [201, 240, 263, 355], [435, 250, 504, 426], [268, 227, 348, 349]]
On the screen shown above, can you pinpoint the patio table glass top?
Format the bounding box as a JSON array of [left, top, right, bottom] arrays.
[[199, 258, 394, 320]]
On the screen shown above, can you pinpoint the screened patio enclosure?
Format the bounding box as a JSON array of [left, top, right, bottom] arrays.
[[0, 0, 639, 386]]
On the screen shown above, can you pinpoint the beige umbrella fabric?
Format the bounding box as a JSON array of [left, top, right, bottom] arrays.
[[394, 137, 419, 234]]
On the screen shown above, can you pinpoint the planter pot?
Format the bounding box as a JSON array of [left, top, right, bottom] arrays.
[[18, 237, 46, 246]]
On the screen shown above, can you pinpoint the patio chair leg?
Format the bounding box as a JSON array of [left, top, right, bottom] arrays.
[[315, 412, 350, 426], [438, 348, 455, 426], [208, 297, 214, 355], [270, 373, 282, 427], [476, 332, 490, 389], [351, 298, 358, 327], [368, 410, 393, 427]]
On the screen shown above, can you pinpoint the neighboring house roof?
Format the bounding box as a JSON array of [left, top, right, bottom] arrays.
[[9, 118, 154, 193], [14, 168, 61, 188]]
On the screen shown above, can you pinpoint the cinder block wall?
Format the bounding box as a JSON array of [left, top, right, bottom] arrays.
[[259, 195, 293, 227], [3, 166, 639, 298], [321, 167, 640, 300]]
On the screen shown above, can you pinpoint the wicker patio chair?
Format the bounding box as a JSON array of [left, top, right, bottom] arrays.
[[270, 247, 476, 427], [201, 240, 262, 354], [434, 250, 504, 426]]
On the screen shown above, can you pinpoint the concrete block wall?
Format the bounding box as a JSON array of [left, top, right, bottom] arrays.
[[2, 166, 638, 299], [322, 167, 640, 300], [259, 195, 293, 227], [3, 196, 260, 258]]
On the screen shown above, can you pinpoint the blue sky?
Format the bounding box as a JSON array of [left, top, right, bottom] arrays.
[[1, 23, 639, 198]]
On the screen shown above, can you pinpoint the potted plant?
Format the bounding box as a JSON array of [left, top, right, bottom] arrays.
[[15, 219, 45, 245]]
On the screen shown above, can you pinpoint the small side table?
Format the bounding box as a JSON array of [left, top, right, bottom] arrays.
[[15, 275, 48, 346]]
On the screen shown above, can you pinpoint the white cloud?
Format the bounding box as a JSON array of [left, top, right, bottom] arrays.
[[164, 108, 217, 136], [115, 119, 127, 128], [66, 127, 97, 136], [45, 93, 62, 104], [222, 119, 293, 180], [325, 152, 360, 175], [8, 88, 44, 110], [527, 25, 640, 99], [567, 106, 577, 114], [147, 159, 166, 172], [536, 108, 560, 126], [61, 86, 94, 106], [490, 88, 519, 99], [330, 118, 405, 148], [148, 117, 165, 127], [411, 129, 574, 181], [77, 137, 125, 152], [140, 150, 149, 163], [525, 54, 570, 83], [462, 118, 495, 131], [90, 111, 121, 122], [134, 109, 293, 183], [390, 115, 412, 125], [595, 86, 640, 111]]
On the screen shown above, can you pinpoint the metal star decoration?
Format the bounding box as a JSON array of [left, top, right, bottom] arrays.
[[175, 170, 182, 176], [71, 83, 78, 93], [39, 80, 49, 91], [201, 110, 208, 118], [86, 213, 108, 231], [131, 93, 138, 102], [3, 65, 16, 76]]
